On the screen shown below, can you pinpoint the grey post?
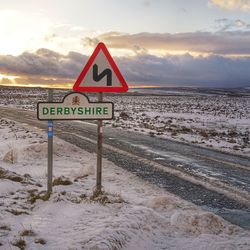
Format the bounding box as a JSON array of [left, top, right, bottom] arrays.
[[47, 89, 53, 194], [96, 92, 103, 191]]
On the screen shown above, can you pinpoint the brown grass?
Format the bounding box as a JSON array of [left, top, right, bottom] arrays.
[[0, 168, 23, 182], [53, 176, 73, 186], [0, 224, 11, 231], [34, 238, 46, 245], [20, 229, 36, 237], [90, 189, 109, 205], [28, 190, 50, 204], [90, 189, 125, 205], [6, 209, 29, 216], [12, 238, 26, 250]]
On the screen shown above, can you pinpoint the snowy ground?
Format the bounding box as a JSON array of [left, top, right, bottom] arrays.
[[105, 95, 250, 156], [0, 118, 250, 249], [0, 86, 249, 156]]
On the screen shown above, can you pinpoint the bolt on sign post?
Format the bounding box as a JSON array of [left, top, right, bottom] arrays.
[[73, 42, 129, 191]]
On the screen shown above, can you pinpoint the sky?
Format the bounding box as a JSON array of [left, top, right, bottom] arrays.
[[1, 0, 250, 88]]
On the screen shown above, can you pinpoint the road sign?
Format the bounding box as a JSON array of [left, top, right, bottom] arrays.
[[37, 92, 114, 120], [73, 42, 128, 92]]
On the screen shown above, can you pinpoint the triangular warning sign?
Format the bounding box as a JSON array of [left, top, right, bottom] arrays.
[[73, 42, 128, 92]]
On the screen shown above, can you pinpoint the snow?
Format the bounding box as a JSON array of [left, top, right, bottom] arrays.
[[1, 86, 249, 156], [0, 118, 250, 249], [106, 95, 250, 156]]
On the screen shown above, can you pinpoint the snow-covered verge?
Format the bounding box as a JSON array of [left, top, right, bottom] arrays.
[[0, 86, 249, 156], [105, 95, 250, 156], [0, 118, 250, 250]]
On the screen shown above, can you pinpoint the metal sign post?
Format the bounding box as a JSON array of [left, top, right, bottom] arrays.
[[96, 92, 103, 191], [47, 89, 53, 194]]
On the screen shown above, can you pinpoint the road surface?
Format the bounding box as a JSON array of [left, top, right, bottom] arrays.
[[0, 106, 250, 229]]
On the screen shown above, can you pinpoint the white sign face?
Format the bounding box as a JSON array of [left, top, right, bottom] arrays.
[[79, 49, 121, 87], [37, 93, 114, 120]]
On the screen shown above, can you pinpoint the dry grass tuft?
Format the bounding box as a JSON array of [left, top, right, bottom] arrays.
[[0, 224, 11, 231], [3, 149, 18, 164], [34, 238, 46, 245], [74, 174, 88, 182], [90, 189, 125, 205], [28, 190, 50, 204], [6, 209, 29, 216], [90, 189, 110, 205], [12, 238, 26, 250], [20, 229, 36, 237], [53, 176, 73, 186], [0, 167, 23, 182]]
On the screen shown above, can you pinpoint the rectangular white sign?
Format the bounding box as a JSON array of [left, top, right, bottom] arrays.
[[37, 93, 114, 120]]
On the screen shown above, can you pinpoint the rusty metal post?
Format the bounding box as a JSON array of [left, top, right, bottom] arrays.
[[96, 92, 103, 191]]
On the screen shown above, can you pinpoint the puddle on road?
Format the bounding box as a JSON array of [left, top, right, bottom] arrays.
[[124, 141, 249, 191], [129, 143, 219, 176], [130, 143, 193, 163]]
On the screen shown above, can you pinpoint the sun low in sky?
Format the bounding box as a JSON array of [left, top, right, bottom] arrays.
[[0, 0, 250, 88]]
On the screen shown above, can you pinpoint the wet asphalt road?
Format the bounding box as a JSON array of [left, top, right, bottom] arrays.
[[0, 107, 250, 229]]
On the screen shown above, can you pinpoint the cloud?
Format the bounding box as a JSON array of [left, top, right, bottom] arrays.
[[115, 54, 250, 87], [84, 31, 250, 56], [0, 49, 87, 79], [0, 48, 250, 88], [215, 18, 250, 31], [210, 0, 250, 11]]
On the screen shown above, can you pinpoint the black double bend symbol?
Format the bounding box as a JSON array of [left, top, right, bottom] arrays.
[[93, 64, 112, 86]]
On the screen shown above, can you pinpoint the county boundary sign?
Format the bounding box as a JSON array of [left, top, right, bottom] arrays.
[[37, 92, 114, 120], [73, 42, 128, 92]]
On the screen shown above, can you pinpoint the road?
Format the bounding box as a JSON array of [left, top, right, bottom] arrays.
[[0, 106, 250, 229]]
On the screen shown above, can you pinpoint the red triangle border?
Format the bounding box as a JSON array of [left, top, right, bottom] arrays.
[[73, 42, 128, 92]]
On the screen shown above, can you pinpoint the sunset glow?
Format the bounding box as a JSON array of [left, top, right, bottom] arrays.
[[0, 73, 19, 81]]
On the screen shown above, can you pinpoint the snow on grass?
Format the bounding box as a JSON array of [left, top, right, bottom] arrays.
[[105, 95, 250, 156], [0, 118, 250, 249], [0, 87, 249, 156]]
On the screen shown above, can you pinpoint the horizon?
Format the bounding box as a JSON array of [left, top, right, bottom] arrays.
[[1, 83, 249, 91]]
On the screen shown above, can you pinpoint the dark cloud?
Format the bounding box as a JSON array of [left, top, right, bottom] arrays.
[[0, 49, 87, 78], [0, 48, 250, 88], [84, 31, 250, 56], [115, 54, 250, 87]]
